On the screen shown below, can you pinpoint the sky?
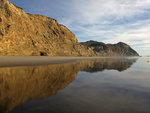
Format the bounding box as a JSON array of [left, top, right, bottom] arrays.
[[9, 0, 150, 56]]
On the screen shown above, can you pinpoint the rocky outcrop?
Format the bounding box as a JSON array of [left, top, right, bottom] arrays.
[[0, 0, 139, 56], [80, 41, 139, 56], [0, 0, 92, 56]]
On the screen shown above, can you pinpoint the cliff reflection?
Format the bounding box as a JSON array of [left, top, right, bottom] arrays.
[[80, 58, 137, 72], [0, 58, 137, 113]]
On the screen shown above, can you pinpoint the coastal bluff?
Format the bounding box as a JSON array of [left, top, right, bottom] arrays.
[[0, 0, 139, 56]]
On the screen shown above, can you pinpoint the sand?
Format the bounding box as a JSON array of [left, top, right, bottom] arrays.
[[0, 56, 103, 68]]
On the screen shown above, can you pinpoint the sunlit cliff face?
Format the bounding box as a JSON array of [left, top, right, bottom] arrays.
[[0, 58, 137, 113], [0, 0, 139, 56]]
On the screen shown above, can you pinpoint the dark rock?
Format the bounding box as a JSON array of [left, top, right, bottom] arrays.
[[80, 40, 139, 56]]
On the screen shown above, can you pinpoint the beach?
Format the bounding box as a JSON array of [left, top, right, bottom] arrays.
[[0, 56, 104, 67]]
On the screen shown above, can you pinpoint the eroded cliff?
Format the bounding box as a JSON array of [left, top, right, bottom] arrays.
[[0, 0, 139, 56], [80, 41, 139, 56]]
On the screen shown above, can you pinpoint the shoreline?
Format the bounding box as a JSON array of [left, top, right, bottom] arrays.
[[0, 56, 139, 68]]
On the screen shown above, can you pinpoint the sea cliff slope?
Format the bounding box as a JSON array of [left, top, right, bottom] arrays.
[[0, 0, 139, 56]]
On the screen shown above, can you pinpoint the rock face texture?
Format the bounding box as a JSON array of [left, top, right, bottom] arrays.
[[80, 41, 139, 56], [0, 0, 139, 56]]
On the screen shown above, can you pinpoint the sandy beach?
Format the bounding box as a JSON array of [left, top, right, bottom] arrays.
[[0, 56, 104, 68], [0, 56, 138, 68]]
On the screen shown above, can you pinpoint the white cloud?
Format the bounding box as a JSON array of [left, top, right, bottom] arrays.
[[65, 0, 150, 24]]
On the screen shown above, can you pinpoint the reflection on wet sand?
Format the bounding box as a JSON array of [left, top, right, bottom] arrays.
[[80, 58, 137, 72], [0, 58, 137, 113]]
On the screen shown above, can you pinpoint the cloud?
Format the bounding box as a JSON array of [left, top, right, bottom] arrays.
[[62, 0, 150, 24]]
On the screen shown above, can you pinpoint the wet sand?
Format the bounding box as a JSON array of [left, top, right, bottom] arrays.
[[0, 56, 103, 67], [0, 56, 139, 68]]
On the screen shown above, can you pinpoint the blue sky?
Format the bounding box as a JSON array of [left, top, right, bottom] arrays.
[[9, 0, 150, 56]]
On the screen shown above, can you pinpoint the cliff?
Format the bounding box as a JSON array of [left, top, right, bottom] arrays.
[[80, 41, 139, 56], [0, 0, 139, 56]]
